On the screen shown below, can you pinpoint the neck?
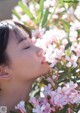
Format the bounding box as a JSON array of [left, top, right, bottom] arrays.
[[0, 80, 34, 113]]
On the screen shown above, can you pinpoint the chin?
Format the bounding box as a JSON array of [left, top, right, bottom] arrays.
[[35, 63, 50, 78], [40, 66, 51, 77]]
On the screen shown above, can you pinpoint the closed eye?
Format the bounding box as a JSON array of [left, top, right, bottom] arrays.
[[24, 46, 30, 49]]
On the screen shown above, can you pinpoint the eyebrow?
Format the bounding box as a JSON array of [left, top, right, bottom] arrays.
[[18, 37, 27, 44]]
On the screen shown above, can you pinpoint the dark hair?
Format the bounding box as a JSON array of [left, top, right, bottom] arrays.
[[0, 20, 32, 66]]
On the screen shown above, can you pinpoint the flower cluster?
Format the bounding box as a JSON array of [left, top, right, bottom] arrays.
[[30, 81, 80, 113], [12, 0, 80, 113], [35, 25, 80, 69]]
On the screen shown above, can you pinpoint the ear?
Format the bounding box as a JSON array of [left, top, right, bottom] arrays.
[[0, 65, 11, 80]]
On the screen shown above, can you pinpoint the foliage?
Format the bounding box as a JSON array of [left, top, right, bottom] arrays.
[[12, 0, 80, 113]]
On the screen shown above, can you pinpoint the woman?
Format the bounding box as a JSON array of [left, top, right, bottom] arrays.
[[0, 20, 50, 113]]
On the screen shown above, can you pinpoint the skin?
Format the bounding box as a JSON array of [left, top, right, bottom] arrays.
[[0, 25, 50, 112]]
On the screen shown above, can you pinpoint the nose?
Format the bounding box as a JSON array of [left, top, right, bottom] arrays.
[[36, 47, 45, 57]]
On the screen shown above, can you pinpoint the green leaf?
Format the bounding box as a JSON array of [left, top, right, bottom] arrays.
[[49, 6, 56, 21], [42, 8, 49, 28], [39, 0, 44, 18], [65, 47, 72, 56], [77, 29, 80, 34], [74, 14, 80, 22], [25, 103, 32, 113], [59, 105, 68, 113], [12, 9, 21, 20], [61, 19, 70, 33], [65, 42, 72, 50], [18, 1, 35, 20], [37, 12, 42, 24], [37, 0, 44, 24], [59, 0, 65, 6], [43, 2, 58, 27]]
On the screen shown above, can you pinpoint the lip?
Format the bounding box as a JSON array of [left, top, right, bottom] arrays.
[[41, 56, 48, 64]]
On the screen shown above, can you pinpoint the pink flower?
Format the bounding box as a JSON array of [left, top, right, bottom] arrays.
[[53, 48, 65, 60], [32, 105, 42, 113], [71, 43, 80, 57], [70, 30, 78, 42], [67, 108, 72, 113], [66, 55, 78, 68], [62, 39, 68, 46], [70, 20, 80, 31], [29, 97, 39, 107], [44, 84, 52, 96], [15, 101, 26, 113], [76, 44, 80, 57], [78, 110, 80, 113], [75, 5, 80, 20]]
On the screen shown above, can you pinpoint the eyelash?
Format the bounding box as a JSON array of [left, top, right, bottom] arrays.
[[24, 46, 30, 49]]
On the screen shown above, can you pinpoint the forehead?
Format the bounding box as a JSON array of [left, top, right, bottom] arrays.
[[9, 25, 29, 42], [0, 20, 30, 40]]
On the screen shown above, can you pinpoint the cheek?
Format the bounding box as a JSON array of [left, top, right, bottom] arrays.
[[10, 50, 42, 81], [23, 55, 40, 73], [12, 52, 39, 75], [20, 55, 41, 79]]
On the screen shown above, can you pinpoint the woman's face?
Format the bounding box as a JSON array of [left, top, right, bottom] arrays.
[[6, 26, 50, 82]]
